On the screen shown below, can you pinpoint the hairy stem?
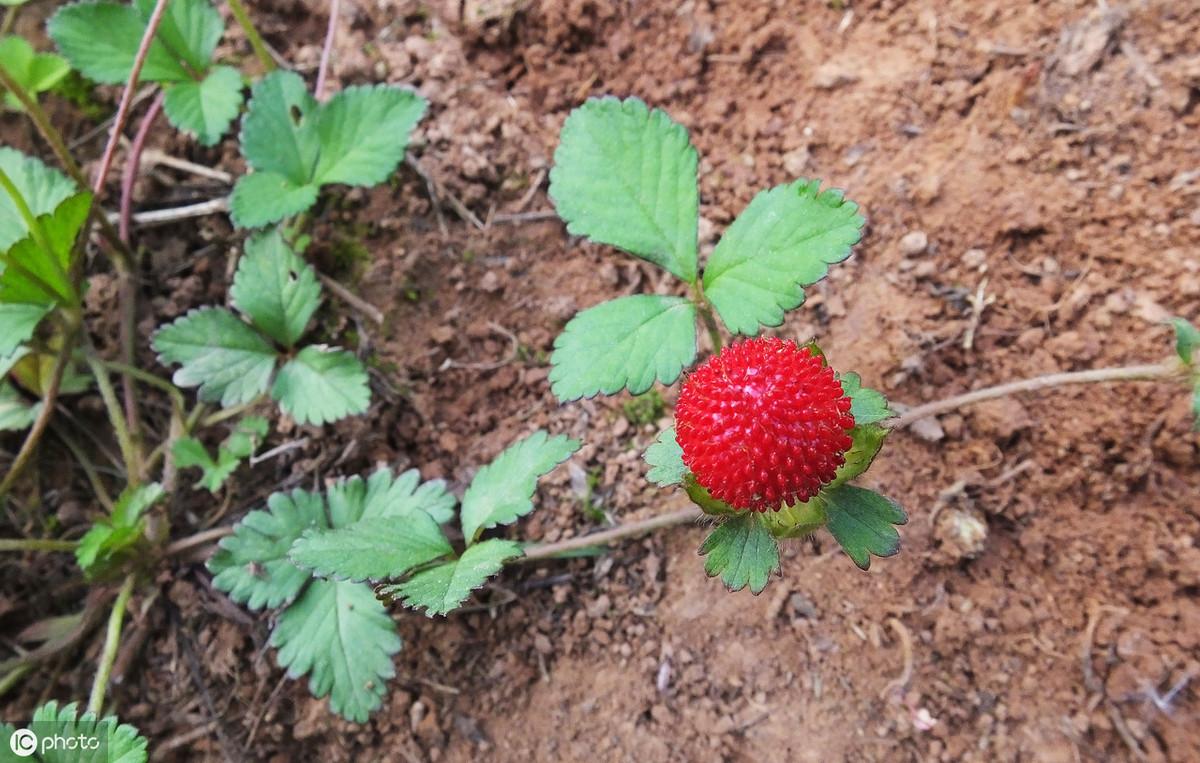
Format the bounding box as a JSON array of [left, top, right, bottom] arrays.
[[87, 573, 136, 715], [84, 349, 141, 484], [0, 538, 78, 553], [698, 305, 724, 353], [227, 0, 277, 72], [315, 0, 342, 100]]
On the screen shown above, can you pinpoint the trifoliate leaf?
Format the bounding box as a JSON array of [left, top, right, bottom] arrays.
[[0, 303, 51, 356], [0, 35, 71, 112], [174, 416, 269, 492], [230, 228, 321, 347], [549, 294, 697, 402], [1171, 317, 1199, 366], [20, 700, 148, 763], [289, 513, 453, 583], [49, 0, 190, 84], [152, 307, 277, 407], [703, 179, 865, 335], [549, 96, 699, 282], [162, 65, 244, 146], [839, 371, 892, 425], [271, 579, 401, 723], [0, 382, 39, 430], [0, 191, 91, 305], [228, 171, 319, 229], [823, 485, 907, 570], [326, 468, 456, 527], [460, 430, 580, 544], [208, 488, 327, 610], [830, 423, 888, 489], [381, 538, 522, 616], [271, 346, 369, 426], [313, 83, 428, 186], [645, 426, 686, 487], [0, 148, 76, 249], [75, 483, 164, 579], [698, 514, 780, 594]]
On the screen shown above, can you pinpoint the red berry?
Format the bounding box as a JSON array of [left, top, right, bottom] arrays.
[[675, 337, 855, 511]]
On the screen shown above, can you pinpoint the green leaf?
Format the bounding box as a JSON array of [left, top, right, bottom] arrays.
[[549, 96, 699, 282], [823, 485, 907, 570], [830, 423, 888, 488], [0, 382, 39, 431], [702, 179, 865, 335], [698, 514, 780, 594], [75, 483, 164, 579], [289, 513, 453, 583], [271, 579, 401, 723], [162, 65, 244, 146], [325, 468, 456, 527], [549, 294, 697, 401], [271, 346, 369, 426], [12, 700, 149, 762], [230, 228, 320, 347], [644, 426, 686, 487], [238, 70, 321, 184], [839, 371, 892, 425], [459, 430, 580, 544], [135, 0, 222, 75], [0, 191, 91, 305], [0, 36, 71, 111], [1171, 317, 1199, 366], [49, 1, 191, 84], [228, 171, 319, 229], [381, 538, 522, 616], [152, 307, 277, 407], [174, 416, 269, 492], [0, 149, 76, 250], [207, 488, 327, 610], [0, 303, 51, 356], [313, 83, 428, 186]]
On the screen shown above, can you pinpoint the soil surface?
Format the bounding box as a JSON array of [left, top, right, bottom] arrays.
[[3, 0, 1200, 761]]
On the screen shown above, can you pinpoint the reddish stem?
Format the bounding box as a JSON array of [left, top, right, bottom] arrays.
[[315, 0, 341, 100], [119, 92, 164, 244]]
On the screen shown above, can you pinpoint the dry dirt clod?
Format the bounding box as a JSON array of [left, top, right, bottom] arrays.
[[899, 230, 929, 256]]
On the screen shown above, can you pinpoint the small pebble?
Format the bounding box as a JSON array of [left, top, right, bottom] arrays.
[[900, 230, 928, 256]]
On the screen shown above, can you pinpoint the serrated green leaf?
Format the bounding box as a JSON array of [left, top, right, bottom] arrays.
[[152, 307, 277, 407], [0, 303, 51, 356], [208, 488, 327, 610], [839, 371, 892, 425], [0, 191, 91, 305], [549, 294, 697, 401], [238, 70, 321, 184], [228, 171, 319, 228], [313, 83, 427, 186], [162, 65, 244, 146], [0, 381, 39, 430], [49, 1, 190, 83], [645, 426, 686, 487], [0, 148, 76, 249], [823, 485, 907, 570], [135, 0, 221, 75], [460, 430, 580, 544], [0, 35, 71, 111], [549, 96, 699, 282], [75, 483, 163, 578], [698, 514, 780, 594], [230, 228, 320, 347], [703, 179, 865, 335], [1171, 317, 1199, 366], [175, 417, 268, 492], [16, 700, 149, 763], [289, 513, 452, 583], [271, 346, 369, 426], [271, 579, 401, 723], [830, 423, 888, 489], [326, 468, 456, 527], [382, 538, 522, 616]]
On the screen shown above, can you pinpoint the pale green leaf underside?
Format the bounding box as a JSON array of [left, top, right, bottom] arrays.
[[208, 488, 327, 610], [152, 307, 277, 407], [162, 65, 244, 146], [549, 294, 696, 402], [230, 228, 321, 347], [289, 513, 453, 583], [460, 430, 580, 544], [383, 538, 522, 617], [0, 303, 52, 356], [549, 96, 699, 282], [703, 178, 865, 335], [229, 172, 319, 228], [644, 426, 686, 487], [823, 485, 907, 570], [326, 468, 456, 528], [25, 700, 148, 763], [0, 147, 76, 250], [699, 514, 780, 594], [0, 382, 39, 431], [271, 346, 370, 426], [271, 579, 401, 723], [839, 371, 892, 425]]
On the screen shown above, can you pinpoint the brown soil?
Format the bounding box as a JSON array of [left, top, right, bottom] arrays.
[[3, 0, 1200, 761]]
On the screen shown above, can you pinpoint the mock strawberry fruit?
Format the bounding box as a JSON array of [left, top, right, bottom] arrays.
[[675, 337, 855, 511]]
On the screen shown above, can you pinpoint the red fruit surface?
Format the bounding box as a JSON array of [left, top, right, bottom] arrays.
[[675, 337, 855, 511]]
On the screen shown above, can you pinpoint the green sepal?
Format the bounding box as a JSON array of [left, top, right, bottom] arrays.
[[839, 371, 893, 425], [682, 473, 737, 517], [761, 495, 828, 539], [1171, 317, 1199, 366], [698, 513, 780, 594], [829, 423, 888, 489], [823, 484, 907, 570], [644, 426, 686, 487]]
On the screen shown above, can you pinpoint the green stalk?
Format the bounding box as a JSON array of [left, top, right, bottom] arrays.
[[84, 351, 141, 484], [87, 573, 136, 715], [226, 0, 277, 72], [0, 538, 78, 552], [698, 305, 724, 352], [201, 397, 263, 428]]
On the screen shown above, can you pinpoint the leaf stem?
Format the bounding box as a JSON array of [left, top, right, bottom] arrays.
[[226, 0, 277, 73], [0, 64, 89, 188], [315, 0, 341, 100], [201, 398, 263, 429], [0, 6, 17, 37], [698, 304, 724, 352], [87, 573, 136, 715], [0, 538, 78, 553], [84, 348, 141, 484], [52, 423, 116, 512]]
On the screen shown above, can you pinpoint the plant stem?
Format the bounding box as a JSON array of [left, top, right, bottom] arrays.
[[227, 0, 277, 72], [0, 6, 17, 36], [164, 526, 233, 557], [315, 0, 341, 100], [99, 360, 185, 414], [698, 305, 724, 352], [84, 350, 141, 484], [0, 65, 88, 188], [87, 573, 135, 715], [119, 93, 164, 244], [891, 361, 1182, 428], [0, 538, 78, 553], [201, 399, 263, 429], [52, 424, 116, 512]]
